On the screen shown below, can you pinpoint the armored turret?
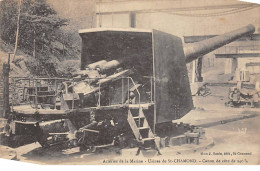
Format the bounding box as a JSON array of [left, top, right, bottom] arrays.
[[3, 25, 255, 150], [79, 25, 255, 123]]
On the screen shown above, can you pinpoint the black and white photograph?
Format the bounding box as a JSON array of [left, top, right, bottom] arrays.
[[0, 0, 260, 165]]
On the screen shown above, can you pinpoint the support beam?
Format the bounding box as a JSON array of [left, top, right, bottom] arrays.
[[130, 12, 136, 28], [196, 57, 203, 82], [231, 58, 238, 77], [215, 53, 260, 58], [184, 34, 260, 43], [191, 57, 203, 83]]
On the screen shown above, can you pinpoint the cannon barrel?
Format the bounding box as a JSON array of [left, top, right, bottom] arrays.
[[99, 58, 125, 72], [87, 60, 108, 70], [184, 24, 255, 63]]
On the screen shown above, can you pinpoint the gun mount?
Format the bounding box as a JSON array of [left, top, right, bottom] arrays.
[[2, 25, 255, 153], [78, 24, 255, 123]]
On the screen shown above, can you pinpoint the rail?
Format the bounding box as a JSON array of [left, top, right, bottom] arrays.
[[9, 75, 154, 113], [97, 76, 142, 108], [9, 77, 69, 111], [143, 76, 154, 103], [127, 77, 141, 128], [127, 77, 141, 108], [96, 76, 143, 127]]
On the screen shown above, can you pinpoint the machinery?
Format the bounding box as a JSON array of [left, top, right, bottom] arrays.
[[227, 68, 260, 108], [227, 81, 260, 108], [1, 24, 256, 154]]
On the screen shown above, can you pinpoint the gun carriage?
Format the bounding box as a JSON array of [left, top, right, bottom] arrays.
[[1, 25, 255, 154]]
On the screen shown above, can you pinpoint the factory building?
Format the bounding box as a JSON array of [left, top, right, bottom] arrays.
[[95, 0, 260, 83]]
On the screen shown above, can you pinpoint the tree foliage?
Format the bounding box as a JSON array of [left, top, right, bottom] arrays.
[[0, 0, 69, 59]]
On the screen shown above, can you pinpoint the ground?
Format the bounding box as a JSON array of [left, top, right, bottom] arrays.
[[2, 84, 258, 165], [1, 50, 260, 164]]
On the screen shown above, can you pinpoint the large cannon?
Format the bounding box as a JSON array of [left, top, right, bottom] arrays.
[[3, 24, 255, 151], [79, 24, 255, 124]]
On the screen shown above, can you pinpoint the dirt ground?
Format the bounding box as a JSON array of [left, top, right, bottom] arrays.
[[1, 53, 259, 164], [4, 84, 258, 165]]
